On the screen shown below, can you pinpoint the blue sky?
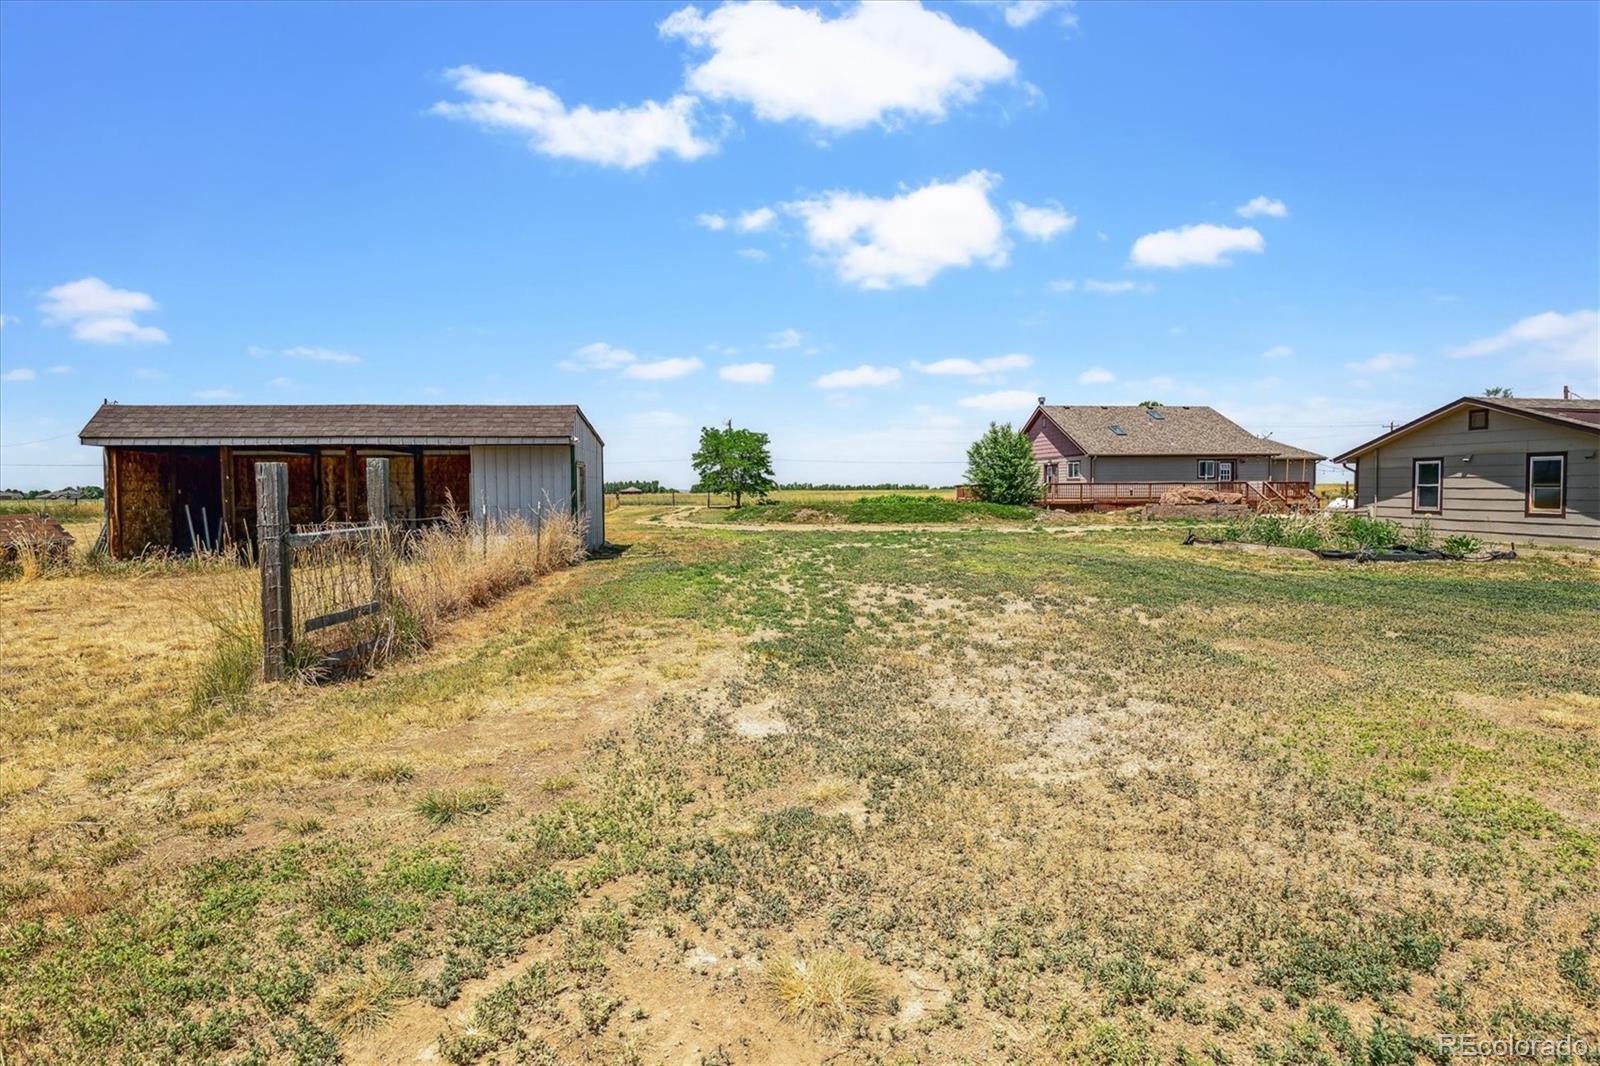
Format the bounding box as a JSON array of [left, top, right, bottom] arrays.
[[2, 0, 1596, 489]]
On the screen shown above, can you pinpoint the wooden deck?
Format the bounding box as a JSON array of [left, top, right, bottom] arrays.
[[958, 481, 1317, 511]]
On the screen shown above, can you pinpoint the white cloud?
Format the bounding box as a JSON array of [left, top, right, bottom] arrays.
[[957, 388, 1038, 412], [736, 207, 776, 233], [132, 367, 167, 380], [1082, 279, 1151, 294], [270, 376, 295, 388], [660, 1, 1016, 132], [2, 367, 37, 382], [1236, 196, 1288, 219], [736, 248, 768, 261], [912, 353, 1031, 376], [1078, 366, 1115, 384], [46, 365, 73, 374], [767, 328, 803, 349], [560, 341, 638, 371], [814, 364, 901, 388], [1047, 279, 1076, 293], [283, 345, 360, 365], [1262, 345, 1295, 360], [623, 356, 704, 380], [697, 213, 729, 231], [432, 65, 714, 169], [1010, 201, 1075, 241], [785, 170, 1008, 290], [1129, 224, 1264, 269], [1343, 352, 1414, 374], [706, 343, 739, 356], [1000, 0, 1068, 27], [720, 361, 775, 384], [0, 312, 18, 328], [40, 277, 168, 345], [1447, 310, 1598, 367], [193, 387, 239, 400]]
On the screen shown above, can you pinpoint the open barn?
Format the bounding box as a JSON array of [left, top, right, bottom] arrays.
[[78, 403, 605, 556]]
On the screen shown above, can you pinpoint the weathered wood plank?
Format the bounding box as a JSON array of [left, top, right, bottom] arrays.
[[303, 599, 381, 634]]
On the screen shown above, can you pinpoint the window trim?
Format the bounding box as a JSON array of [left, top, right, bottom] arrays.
[[1066, 459, 1081, 480], [1468, 409, 1488, 431], [1411, 457, 1443, 514], [1197, 459, 1218, 481], [1218, 460, 1235, 483], [1043, 461, 1058, 484], [1525, 452, 1567, 518]]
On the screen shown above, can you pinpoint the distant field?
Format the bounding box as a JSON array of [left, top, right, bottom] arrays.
[[711, 493, 1034, 525]]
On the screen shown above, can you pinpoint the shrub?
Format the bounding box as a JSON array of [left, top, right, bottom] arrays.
[[1441, 534, 1482, 557], [1335, 515, 1400, 550], [1408, 517, 1435, 550], [964, 423, 1041, 506]]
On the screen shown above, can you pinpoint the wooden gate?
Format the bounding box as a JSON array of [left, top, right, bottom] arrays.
[[257, 457, 393, 680]]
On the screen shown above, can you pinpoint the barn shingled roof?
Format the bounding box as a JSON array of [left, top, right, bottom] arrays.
[[80, 403, 603, 446]]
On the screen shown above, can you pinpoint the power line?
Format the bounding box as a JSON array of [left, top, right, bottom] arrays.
[[0, 432, 78, 449]]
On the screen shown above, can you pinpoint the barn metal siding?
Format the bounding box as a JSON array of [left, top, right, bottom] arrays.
[[469, 445, 572, 526], [573, 419, 605, 549]]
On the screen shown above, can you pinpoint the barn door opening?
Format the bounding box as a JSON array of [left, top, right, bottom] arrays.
[[171, 448, 223, 553]]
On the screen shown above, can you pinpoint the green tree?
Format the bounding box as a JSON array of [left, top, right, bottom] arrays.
[[964, 422, 1040, 505], [1137, 400, 1164, 409], [1483, 386, 1514, 397], [691, 423, 776, 507]]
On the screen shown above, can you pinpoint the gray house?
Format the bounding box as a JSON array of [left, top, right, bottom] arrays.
[[79, 403, 605, 556], [1022, 402, 1324, 508], [1333, 394, 1598, 548]]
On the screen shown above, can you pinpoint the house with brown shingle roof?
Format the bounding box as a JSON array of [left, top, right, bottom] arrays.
[[79, 402, 605, 556], [1332, 393, 1598, 548], [1022, 401, 1324, 508]]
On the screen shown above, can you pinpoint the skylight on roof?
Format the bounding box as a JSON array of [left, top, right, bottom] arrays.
[[1109, 425, 1127, 436], [1146, 408, 1165, 420]]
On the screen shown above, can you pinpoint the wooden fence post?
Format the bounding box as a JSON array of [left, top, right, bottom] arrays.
[[258, 462, 292, 681], [366, 458, 392, 606]]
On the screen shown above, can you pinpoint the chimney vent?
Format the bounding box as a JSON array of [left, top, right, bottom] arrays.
[[1037, 396, 1046, 406]]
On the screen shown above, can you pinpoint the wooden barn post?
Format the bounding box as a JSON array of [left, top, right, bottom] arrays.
[[257, 462, 292, 681], [366, 458, 392, 606]]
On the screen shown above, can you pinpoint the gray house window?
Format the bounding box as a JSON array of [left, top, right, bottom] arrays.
[[1468, 409, 1488, 430], [1527, 454, 1566, 517], [1412, 458, 1442, 512], [1043, 462, 1058, 483], [1067, 459, 1081, 479], [1197, 460, 1217, 481]]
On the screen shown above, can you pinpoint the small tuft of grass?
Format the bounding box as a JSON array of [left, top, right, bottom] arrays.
[[415, 784, 504, 826], [313, 970, 408, 1035], [363, 760, 416, 785], [763, 951, 882, 1030]]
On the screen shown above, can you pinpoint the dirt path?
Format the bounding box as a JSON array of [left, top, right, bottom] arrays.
[[653, 505, 1173, 537]]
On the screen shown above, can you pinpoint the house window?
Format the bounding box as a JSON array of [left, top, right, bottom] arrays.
[[1527, 454, 1566, 516], [1043, 462, 1059, 483], [1412, 458, 1442, 512], [1468, 409, 1488, 431], [1067, 459, 1081, 479], [1218, 460, 1234, 482], [1197, 460, 1217, 481], [1110, 425, 1127, 436]]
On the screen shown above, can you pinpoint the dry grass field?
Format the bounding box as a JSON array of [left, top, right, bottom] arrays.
[[2, 506, 1598, 1064]]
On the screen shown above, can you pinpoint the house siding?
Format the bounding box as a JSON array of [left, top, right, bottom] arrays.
[[1357, 410, 1598, 547], [1028, 418, 1088, 479], [1091, 455, 1273, 482]]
